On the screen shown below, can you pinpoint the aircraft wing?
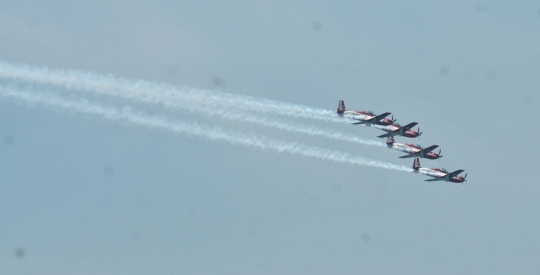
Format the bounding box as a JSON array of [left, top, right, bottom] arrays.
[[448, 169, 465, 178], [351, 112, 391, 125], [377, 132, 398, 138], [399, 154, 416, 159], [401, 122, 418, 131], [425, 178, 443, 182], [351, 119, 368, 125], [374, 112, 391, 121], [423, 145, 439, 153]]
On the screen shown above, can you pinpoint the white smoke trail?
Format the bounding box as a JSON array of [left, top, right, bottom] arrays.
[[0, 86, 412, 172], [0, 61, 385, 147], [0, 61, 346, 123], [238, 116, 386, 147]]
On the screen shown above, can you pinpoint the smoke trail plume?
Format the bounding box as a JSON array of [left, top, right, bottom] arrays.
[[0, 61, 385, 147], [0, 61, 345, 123], [0, 85, 412, 172]]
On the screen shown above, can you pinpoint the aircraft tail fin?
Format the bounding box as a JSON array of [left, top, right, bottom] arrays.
[[386, 136, 395, 146], [337, 100, 346, 114], [413, 157, 421, 170]]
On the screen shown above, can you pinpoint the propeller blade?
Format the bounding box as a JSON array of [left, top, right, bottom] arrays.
[[392, 115, 396, 122], [464, 173, 467, 178]]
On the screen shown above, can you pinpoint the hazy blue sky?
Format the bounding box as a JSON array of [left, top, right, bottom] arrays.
[[1, 1, 540, 274]]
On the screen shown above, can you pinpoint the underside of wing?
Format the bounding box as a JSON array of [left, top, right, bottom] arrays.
[[424, 178, 443, 182], [377, 132, 397, 138], [399, 154, 415, 158], [351, 119, 368, 125]]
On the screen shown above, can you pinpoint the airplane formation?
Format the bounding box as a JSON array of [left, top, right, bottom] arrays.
[[337, 100, 467, 183]]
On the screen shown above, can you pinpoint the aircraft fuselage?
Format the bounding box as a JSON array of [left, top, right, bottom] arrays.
[[391, 142, 440, 159], [416, 168, 466, 183], [374, 124, 420, 138], [342, 111, 393, 125]]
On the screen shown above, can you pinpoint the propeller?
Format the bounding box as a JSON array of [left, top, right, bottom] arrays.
[[438, 149, 443, 162], [464, 173, 467, 183], [417, 127, 422, 139], [392, 115, 396, 122]]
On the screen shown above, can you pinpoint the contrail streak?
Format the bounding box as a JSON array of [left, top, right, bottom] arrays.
[[0, 61, 384, 147], [0, 61, 346, 123], [0, 86, 412, 172]]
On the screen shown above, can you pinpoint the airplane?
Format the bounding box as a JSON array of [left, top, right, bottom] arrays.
[[412, 158, 467, 183], [336, 100, 394, 125], [374, 122, 422, 138], [386, 136, 442, 160]]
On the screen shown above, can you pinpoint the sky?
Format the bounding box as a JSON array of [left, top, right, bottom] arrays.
[[1, 1, 540, 274]]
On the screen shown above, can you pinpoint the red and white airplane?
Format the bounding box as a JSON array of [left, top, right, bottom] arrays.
[[337, 100, 394, 125], [412, 158, 467, 183], [386, 137, 442, 160], [374, 121, 422, 138]]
